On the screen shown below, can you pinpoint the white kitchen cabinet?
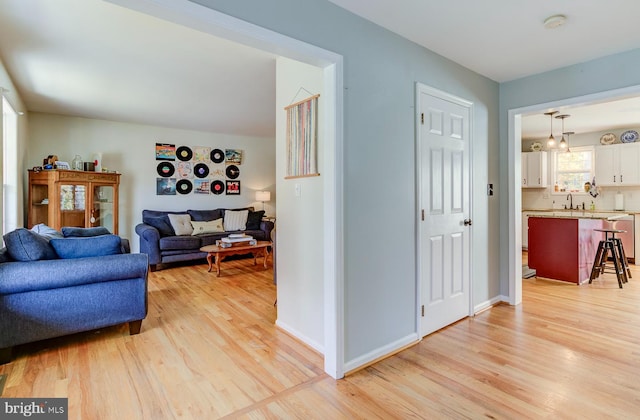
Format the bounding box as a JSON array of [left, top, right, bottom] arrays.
[[595, 143, 640, 186], [522, 151, 547, 188]]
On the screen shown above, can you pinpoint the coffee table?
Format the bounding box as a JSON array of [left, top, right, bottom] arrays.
[[200, 241, 271, 277]]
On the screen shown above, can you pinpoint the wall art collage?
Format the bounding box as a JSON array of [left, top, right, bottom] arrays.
[[155, 143, 242, 196]]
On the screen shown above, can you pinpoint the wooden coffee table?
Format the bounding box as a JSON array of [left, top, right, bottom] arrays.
[[200, 241, 271, 277]]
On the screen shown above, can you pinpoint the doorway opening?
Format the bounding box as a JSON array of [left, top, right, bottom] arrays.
[[508, 84, 640, 305], [107, 0, 345, 378]]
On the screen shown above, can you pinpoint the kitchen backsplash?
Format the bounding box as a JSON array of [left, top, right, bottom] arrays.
[[523, 187, 640, 212]]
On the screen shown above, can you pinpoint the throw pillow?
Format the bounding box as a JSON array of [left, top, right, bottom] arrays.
[[223, 209, 249, 231], [62, 226, 111, 237], [3, 228, 58, 262], [191, 219, 224, 235], [143, 215, 175, 236], [188, 209, 223, 222], [246, 210, 265, 230], [50, 235, 122, 259], [30, 223, 64, 241], [168, 213, 194, 236]]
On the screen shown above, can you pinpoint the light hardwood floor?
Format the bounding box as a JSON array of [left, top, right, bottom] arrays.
[[2, 257, 640, 419]]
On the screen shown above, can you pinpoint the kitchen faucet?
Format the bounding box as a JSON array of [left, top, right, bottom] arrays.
[[566, 193, 573, 210]]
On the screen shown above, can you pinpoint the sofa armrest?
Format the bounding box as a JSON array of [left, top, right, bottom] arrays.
[[135, 223, 161, 265], [260, 220, 275, 240], [0, 253, 149, 295]]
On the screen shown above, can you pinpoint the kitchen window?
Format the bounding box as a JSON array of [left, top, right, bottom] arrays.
[[551, 146, 594, 193]]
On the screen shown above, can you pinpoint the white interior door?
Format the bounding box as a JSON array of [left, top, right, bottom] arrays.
[[418, 85, 472, 337]]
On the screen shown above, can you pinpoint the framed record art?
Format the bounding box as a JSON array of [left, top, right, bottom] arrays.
[[156, 143, 176, 161], [226, 180, 240, 195], [152, 143, 242, 196]]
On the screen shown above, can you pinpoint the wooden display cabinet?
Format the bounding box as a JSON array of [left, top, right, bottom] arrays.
[[28, 169, 121, 234]]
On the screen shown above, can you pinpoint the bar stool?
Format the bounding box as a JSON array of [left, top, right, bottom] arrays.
[[589, 229, 629, 288]]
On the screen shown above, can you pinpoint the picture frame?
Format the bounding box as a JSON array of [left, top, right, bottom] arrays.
[[226, 180, 240, 195]]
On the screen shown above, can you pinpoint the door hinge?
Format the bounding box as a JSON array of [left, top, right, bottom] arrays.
[[421, 209, 425, 221], [421, 305, 425, 317], [421, 113, 424, 125]]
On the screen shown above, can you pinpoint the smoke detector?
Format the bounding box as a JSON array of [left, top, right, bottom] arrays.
[[544, 14, 567, 29]]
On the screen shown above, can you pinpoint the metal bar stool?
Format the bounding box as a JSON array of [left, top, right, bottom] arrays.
[[589, 229, 629, 288]]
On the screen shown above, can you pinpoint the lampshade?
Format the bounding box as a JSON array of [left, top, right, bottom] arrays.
[[255, 191, 271, 202]]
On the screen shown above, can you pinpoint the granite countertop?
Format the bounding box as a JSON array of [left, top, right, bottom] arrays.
[[524, 209, 631, 220]]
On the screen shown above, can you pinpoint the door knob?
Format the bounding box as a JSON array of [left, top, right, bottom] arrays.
[[464, 219, 472, 226]]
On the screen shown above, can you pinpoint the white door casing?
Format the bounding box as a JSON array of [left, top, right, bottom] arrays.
[[417, 84, 472, 337]]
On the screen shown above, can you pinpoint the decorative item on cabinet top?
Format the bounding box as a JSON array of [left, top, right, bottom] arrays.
[[620, 130, 639, 143], [600, 133, 616, 145], [530, 142, 543, 152]]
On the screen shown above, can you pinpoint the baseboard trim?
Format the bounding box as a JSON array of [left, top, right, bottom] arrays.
[[275, 320, 324, 355], [474, 295, 510, 315], [343, 333, 419, 375]]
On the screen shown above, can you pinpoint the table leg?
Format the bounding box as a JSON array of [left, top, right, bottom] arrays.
[[206, 253, 213, 272], [215, 254, 221, 277], [263, 247, 269, 269]]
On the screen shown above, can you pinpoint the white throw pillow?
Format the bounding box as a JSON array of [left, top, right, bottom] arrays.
[[168, 214, 193, 236], [191, 219, 224, 235], [223, 210, 249, 231]]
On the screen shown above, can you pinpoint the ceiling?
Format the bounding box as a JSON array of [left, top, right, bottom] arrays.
[[0, 0, 277, 137], [1, 0, 640, 139]]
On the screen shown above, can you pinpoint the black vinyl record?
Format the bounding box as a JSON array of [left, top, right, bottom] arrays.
[[194, 163, 209, 178], [176, 146, 193, 161], [210, 148, 224, 163], [176, 179, 193, 194], [225, 164, 240, 179], [156, 161, 175, 177], [211, 180, 225, 195]]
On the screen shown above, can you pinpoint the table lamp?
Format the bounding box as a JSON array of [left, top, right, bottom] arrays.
[[255, 191, 271, 210]]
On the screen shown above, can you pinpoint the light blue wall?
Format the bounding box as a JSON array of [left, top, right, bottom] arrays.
[[192, 0, 500, 362], [499, 47, 640, 295]]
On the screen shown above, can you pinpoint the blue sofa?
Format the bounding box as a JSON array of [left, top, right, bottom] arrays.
[[136, 208, 274, 271], [0, 227, 149, 364]]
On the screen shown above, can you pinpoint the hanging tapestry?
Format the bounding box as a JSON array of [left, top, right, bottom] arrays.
[[285, 94, 320, 178]]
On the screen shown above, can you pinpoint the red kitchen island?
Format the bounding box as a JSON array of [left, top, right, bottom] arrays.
[[528, 216, 602, 284]]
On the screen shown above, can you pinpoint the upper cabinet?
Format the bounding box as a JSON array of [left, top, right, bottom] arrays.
[[595, 143, 640, 186], [522, 151, 547, 188]]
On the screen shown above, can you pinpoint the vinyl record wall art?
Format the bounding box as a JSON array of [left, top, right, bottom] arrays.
[[154, 143, 243, 196]]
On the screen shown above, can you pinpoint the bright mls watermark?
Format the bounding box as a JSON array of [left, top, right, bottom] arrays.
[[0, 398, 67, 419]]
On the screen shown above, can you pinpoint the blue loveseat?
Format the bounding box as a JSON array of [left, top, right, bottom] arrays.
[[136, 208, 274, 271], [0, 226, 148, 364]]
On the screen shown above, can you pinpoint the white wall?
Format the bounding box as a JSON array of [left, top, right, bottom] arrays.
[[27, 113, 275, 251], [192, 0, 499, 366], [274, 57, 325, 351]]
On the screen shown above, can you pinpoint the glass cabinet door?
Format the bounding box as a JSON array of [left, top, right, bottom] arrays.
[[59, 184, 86, 228], [91, 185, 115, 232]]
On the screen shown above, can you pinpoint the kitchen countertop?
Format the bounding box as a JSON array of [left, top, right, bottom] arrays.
[[524, 210, 630, 220]]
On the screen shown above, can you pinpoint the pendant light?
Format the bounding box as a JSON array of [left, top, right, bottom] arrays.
[[563, 131, 574, 153], [556, 114, 570, 149], [545, 111, 558, 147]]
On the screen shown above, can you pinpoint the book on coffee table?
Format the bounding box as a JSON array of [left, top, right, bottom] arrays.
[[222, 235, 254, 243]]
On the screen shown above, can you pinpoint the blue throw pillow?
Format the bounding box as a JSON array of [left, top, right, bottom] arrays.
[[246, 210, 265, 230], [188, 209, 224, 222], [143, 215, 175, 236], [50, 235, 122, 259], [3, 228, 58, 261], [30, 223, 64, 241], [62, 226, 111, 237]]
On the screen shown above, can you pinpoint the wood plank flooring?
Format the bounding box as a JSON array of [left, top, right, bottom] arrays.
[[2, 257, 640, 419]]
